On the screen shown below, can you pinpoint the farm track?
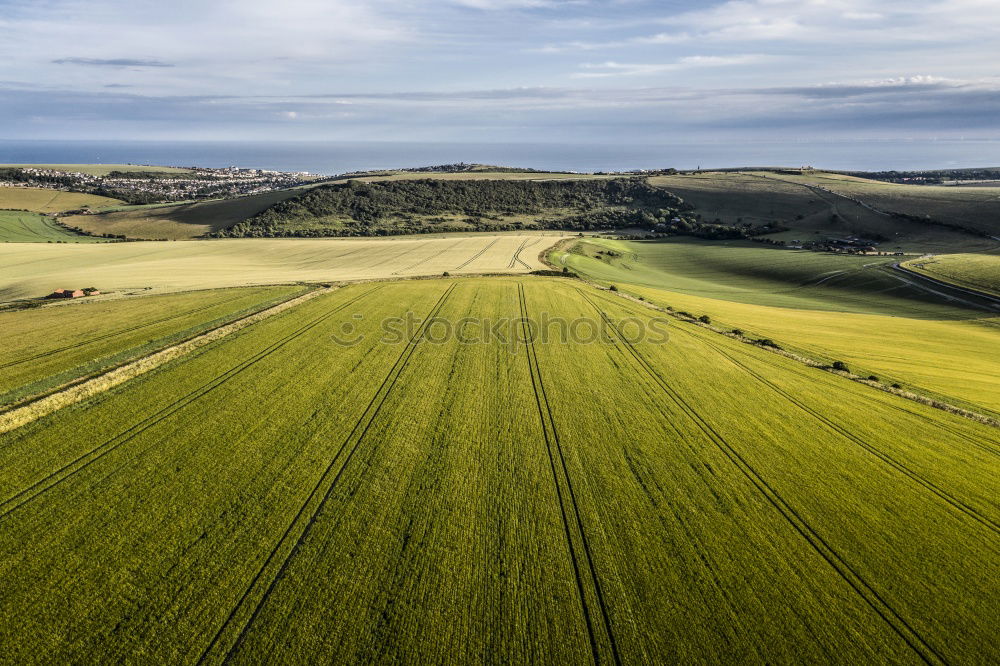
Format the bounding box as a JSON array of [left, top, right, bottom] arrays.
[[518, 284, 621, 666], [455, 238, 498, 270], [576, 289, 946, 666], [0, 297, 252, 372], [0, 287, 381, 521], [692, 334, 1000, 536], [202, 283, 458, 664]]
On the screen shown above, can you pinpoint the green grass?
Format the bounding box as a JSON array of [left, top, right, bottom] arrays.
[[559, 237, 981, 317], [904, 253, 1000, 297], [0, 210, 106, 243], [0, 285, 304, 407], [0, 278, 995, 662], [561, 238, 1000, 416], [0, 187, 122, 213]]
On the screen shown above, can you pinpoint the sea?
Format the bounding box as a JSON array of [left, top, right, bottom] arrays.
[[1, 139, 998, 175]]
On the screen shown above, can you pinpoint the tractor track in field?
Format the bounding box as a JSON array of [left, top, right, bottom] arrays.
[[0, 287, 381, 522], [201, 283, 457, 664], [692, 335, 1000, 536], [507, 238, 535, 270], [518, 284, 622, 666], [455, 238, 498, 270], [0, 297, 254, 372], [392, 238, 464, 275], [577, 289, 947, 666]]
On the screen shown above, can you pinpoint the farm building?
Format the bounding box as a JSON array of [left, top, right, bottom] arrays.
[[47, 289, 86, 299]]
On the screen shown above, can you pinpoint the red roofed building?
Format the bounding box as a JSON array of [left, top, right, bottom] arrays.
[[47, 289, 86, 299]]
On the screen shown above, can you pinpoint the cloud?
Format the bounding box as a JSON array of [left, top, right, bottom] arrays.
[[52, 57, 174, 68], [573, 54, 768, 78]]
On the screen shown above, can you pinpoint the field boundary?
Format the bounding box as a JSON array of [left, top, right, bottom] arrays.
[[561, 255, 1000, 428], [692, 333, 1000, 535], [200, 283, 458, 663], [577, 288, 946, 666], [0, 285, 329, 435], [518, 284, 621, 666], [0, 288, 385, 523], [893, 262, 1000, 309]]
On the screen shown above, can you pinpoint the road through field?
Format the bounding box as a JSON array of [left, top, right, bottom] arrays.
[[0, 233, 567, 301]]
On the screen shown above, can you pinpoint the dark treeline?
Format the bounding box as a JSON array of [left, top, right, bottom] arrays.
[[849, 168, 1000, 184], [216, 178, 712, 238]]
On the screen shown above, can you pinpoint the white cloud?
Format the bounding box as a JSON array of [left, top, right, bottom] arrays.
[[573, 54, 768, 78]]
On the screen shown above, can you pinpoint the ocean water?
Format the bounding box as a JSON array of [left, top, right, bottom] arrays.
[[1, 139, 998, 175]]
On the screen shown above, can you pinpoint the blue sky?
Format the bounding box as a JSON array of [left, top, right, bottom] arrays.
[[1, 0, 998, 143]]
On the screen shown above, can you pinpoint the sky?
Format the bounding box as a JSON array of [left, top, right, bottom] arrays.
[[2, 0, 999, 144]]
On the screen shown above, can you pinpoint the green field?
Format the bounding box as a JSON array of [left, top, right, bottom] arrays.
[[0, 278, 995, 662], [0, 187, 122, 213], [559, 238, 1000, 415], [558, 237, 982, 317], [0, 210, 106, 243], [904, 253, 1000, 297], [0, 285, 303, 407]]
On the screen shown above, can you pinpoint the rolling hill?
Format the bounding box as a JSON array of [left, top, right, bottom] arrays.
[[0, 187, 122, 213]]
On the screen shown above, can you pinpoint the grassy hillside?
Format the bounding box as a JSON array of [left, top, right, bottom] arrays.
[[754, 170, 1000, 238], [217, 178, 686, 238], [59, 171, 609, 241], [0, 210, 106, 243], [904, 253, 1000, 297], [558, 237, 983, 317], [0, 278, 995, 662], [0, 233, 565, 301], [0, 285, 301, 406], [63, 188, 307, 240], [649, 172, 996, 252], [0, 187, 122, 213], [560, 238, 1000, 415]]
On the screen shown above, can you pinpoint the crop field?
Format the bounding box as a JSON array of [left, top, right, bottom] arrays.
[[0, 210, 106, 243], [904, 253, 1000, 297], [0, 187, 122, 213], [0, 278, 995, 662], [0, 234, 564, 302], [0, 285, 303, 407], [560, 238, 1000, 415]]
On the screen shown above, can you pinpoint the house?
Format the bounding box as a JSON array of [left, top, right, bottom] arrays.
[[47, 289, 86, 299]]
